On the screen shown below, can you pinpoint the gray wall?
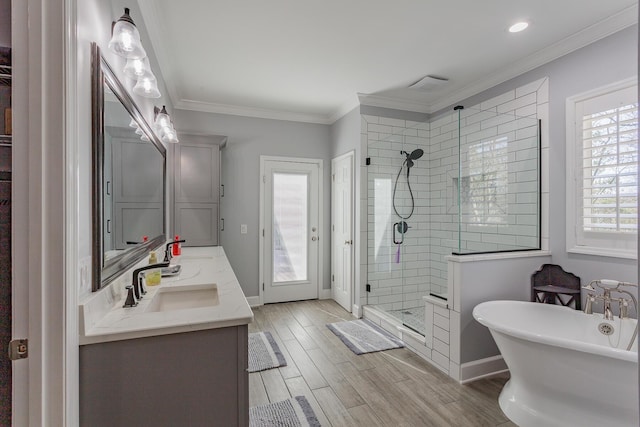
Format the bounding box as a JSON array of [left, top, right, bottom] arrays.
[[458, 255, 552, 363], [330, 106, 360, 158], [433, 25, 638, 290], [174, 110, 332, 298]]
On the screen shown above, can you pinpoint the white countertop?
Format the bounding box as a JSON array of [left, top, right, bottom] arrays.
[[79, 246, 254, 345]]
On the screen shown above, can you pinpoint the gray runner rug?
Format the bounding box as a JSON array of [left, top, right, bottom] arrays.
[[327, 319, 404, 355], [248, 331, 287, 373], [250, 396, 321, 427]]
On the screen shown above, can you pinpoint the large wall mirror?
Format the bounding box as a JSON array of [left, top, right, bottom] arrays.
[[92, 42, 166, 291]]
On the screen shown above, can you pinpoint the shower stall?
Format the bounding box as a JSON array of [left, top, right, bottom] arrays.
[[364, 106, 541, 335]]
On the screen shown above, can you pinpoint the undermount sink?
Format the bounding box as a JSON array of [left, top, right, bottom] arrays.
[[146, 284, 219, 312]]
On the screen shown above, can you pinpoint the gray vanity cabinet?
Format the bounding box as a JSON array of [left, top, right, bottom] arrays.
[[173, 135, 221, 246], [79, 325, 249, 426]]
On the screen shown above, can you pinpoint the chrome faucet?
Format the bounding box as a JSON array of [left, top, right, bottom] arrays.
[[583, 280, 637, 321], [582, 279, 638, 351], [602, 289, 614, 320]]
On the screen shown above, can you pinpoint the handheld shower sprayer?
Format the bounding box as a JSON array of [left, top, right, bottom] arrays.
[[393, 148, 424, 223], [400, 149, 424, 178]]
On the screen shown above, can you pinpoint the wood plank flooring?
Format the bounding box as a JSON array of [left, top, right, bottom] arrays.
[[249, 299, 516, 427]]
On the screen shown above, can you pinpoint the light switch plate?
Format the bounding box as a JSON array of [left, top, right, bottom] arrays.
[[241, 224, 247, 234]]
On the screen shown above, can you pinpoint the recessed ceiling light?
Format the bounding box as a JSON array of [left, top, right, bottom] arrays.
[[509, 22, 529, 33]]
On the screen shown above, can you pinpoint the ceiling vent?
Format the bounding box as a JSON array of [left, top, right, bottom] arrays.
[[409, 74, 449, 90]]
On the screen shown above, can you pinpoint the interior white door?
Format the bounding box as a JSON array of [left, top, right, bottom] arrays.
[[331, 153, 354, 312], [263, 159, 320, 303]]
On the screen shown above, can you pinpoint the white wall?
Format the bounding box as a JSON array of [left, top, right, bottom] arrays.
[[432, 25, 638, 291], [174, 109, 332, 298]]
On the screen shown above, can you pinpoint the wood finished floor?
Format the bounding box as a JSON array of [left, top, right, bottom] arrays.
[[249, 299, 516, 427]]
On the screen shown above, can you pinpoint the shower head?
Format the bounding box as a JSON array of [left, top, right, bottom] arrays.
[[401, 149, 424, 161], [409, 149, 424, 160]]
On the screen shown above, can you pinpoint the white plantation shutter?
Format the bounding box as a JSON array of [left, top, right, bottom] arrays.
[[568, 80, 638, 257]]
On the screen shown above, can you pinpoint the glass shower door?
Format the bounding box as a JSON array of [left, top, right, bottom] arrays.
[[365, 117, 429, 336]]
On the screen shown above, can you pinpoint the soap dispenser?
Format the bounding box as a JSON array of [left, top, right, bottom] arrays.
[[145, 251, 162, 286]]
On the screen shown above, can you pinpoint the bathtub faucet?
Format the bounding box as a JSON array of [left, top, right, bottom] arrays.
[[582, 280, 637, 321]]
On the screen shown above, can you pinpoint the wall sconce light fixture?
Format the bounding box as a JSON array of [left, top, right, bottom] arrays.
[[108, 8, 146, 59], [133, 74, 161, 98], [154, 106, 179, 143]]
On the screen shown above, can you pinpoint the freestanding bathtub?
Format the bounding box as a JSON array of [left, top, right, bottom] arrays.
[[473, 300, 638, 427]]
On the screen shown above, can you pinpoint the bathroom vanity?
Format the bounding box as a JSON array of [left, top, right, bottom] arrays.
[[79, 246, 253, 426]]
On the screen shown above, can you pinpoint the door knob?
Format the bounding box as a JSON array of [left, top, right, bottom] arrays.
[[311, 236, 317, 241], [344, 240, 352, 245]]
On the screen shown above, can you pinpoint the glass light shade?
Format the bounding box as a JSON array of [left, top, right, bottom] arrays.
[[140, 134, 150, 142], [154, 106, 171, 130], [161, 127, 179, 144], [128, 118, 139, 128], [134, 126, 144, 135], [133, 74, 161, 98], [123, 56, 152, 79], [108, 8, 146, 59]]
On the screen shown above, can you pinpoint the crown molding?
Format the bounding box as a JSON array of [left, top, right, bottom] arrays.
[[175, 99, 335, 125], [328, 95, 361, 124], [427, 4, 639, 113]]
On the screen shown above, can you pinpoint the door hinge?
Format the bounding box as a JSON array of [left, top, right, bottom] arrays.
[[332, 173, 335, 181], [262, 283, 265, 291], [263, 175, 266, 183], [332, 274, 334, 282], [262, 229, 265, 237], [8, 339, 28, 360], [366, 284, 371, 292], [366, 157, 371, 166]]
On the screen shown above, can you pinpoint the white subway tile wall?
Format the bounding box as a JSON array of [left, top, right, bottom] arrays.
[[361, 78, 549, 332]]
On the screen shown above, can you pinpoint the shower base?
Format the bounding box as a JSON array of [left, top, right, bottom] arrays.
[[385, 305, 425, 336]]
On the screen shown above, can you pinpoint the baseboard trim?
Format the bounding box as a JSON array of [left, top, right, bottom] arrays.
[[319, 289, 331, 299], [460, 355, 508, 384], [352, 304, 362, 318], [246, 296, 262, 307]]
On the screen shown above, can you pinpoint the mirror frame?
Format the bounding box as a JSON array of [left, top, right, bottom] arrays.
[[91, 42, 167, 291]]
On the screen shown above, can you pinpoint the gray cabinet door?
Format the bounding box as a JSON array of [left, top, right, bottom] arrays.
[[111, 133, 164, 249], [173, 137, 221, 246]]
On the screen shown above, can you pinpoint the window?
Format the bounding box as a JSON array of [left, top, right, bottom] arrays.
[[463, 137, 509, 225], [566, 78, 638, 258]]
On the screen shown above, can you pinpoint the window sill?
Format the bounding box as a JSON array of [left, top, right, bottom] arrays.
[[567, 246, 637, 260]]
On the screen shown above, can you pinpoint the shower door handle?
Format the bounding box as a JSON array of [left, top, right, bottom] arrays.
[[344, 240, 352, 245]]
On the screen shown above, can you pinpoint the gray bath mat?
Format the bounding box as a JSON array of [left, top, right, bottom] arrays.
[[327, 319, 405, 355], [250, 395, 321, 427], [248, 331, 287, 373]]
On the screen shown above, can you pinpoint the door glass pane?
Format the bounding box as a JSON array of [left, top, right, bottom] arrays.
[[273, 172, 308, 282]]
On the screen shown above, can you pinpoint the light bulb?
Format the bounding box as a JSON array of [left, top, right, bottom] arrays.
[[509, 22, 529, 33], [133, 74, 161, 98], [108, 8, 146, 59]]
